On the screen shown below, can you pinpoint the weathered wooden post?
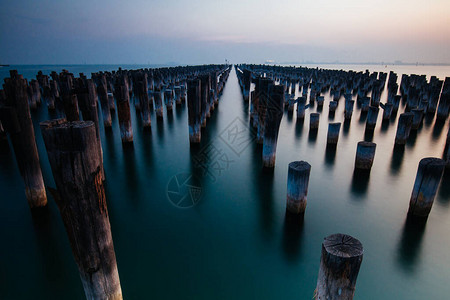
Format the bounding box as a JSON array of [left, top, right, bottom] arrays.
[[361, 96, 370, 112], [366, 106, 379, 130], [200, 74, 210, 127], [164, 88, 174, 112], [395, 112, 414, 145], [355, 141, 376, 170], [0, 71, 47, 208], [187, 79, 201, 144], [297, 97, 308, 120], [408, 157, 445, 218], [315, 234, 363, 300], [262, 85, 284, 168], [174, 86, 182, 105], [344, 99, 354, 120], [411, 108, 424, 130], [97, 80, 112, 128], [381, 102, 393, 120], [137, 80, 151, 129], [437, 77, 449, 120], [329, 101, 338, 113], [40, 119, 122, 300], [317, 96, 325, 107], [60, 74, 80, 121], [114, 76, 133, 143], [107, 92, 116, 112], [392, 95, 401, 113], [310, 113, 320, 130], [286, 161, 311, 215], [153, 91, 164, 119], [327, 122, 341, 145]]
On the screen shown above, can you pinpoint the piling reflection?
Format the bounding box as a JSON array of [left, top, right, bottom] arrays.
[[350, 169, 371, 197], [281, 211, 304, 262], [432, 119, 445, 140], [308, 129, 318, 144], [390, 144, 405, 175], [324, 144, 337, 168], [343, 119, 351, 136], [397, 214, 427, 273], [295, 118, 304, 139], [437, 169, 450, 206], [364, 127, 374, 142]]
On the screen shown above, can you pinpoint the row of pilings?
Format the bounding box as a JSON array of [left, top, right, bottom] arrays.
[[0, 64, 231, 300], [236, 63, 448, 299]]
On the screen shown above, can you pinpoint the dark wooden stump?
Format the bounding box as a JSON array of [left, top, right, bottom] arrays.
[[0, 72, 47, 208], [286, 161, 311, 215], [408, 157, 445, 218], [315, 234, 363, 300], [355, 141, 376, 170], [40, 119, 122, 300]]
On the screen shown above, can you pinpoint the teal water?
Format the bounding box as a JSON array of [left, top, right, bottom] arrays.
[[0, 64, 449, 299]]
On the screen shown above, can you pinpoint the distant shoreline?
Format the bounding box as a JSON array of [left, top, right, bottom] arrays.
[[277, 62, 450, 67]]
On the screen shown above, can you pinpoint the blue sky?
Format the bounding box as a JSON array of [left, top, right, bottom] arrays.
[[0, 0, 449, 64]]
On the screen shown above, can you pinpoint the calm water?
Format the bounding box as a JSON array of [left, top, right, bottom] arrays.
[[0, 64, 449, 299]]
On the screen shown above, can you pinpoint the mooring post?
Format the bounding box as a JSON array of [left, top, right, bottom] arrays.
[[40, 119, 122, 300], [408, 157, 445, 218], [286, 161, 311, 215], [355, 141, 376, 170], [310, 113, 320, 130], [60, 74, 80, 121], [0, 71, 47, 208], [153, 91, 164, 119], [395, 112, 414, 145], [297, 97, 308, 120], [164, 88, 174, 112], [411, 108, 424, 130], [137, 78, 151, 128], [327, 122, 341, 145], [366, 106, 379, 130], [344, 99, 354, 120], [262, 85, 284, 168], [381, 103, 393, 120], [174, 86, 182, 105], [187, 79, 201, 144], [114, 75, 133, 143], [97, 78, 112, 128], [315, 233, 363, 300]]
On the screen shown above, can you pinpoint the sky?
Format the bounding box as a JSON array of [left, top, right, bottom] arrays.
[[0, 0, 449, 65]]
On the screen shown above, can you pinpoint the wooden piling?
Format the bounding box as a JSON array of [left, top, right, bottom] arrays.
[[315, 234, 363, 300], [0, 72, 47, 208], [60, 74, 80, 121], [297, 97, 308, 119], [137, 80, 151, 128], [408, 157, 445, 218], [97, 79, 112, 128], [344, 99, 354, 120], [286, 161, 311, 215], [114, 76, 133, 143], [40, 120, 122, 300], [381, 103, 393, 120], [395, 112, 414, 145], [153, 91, 164, 119], [187, 79, 201, 144], [327, 123, 341, 145], [411, 108, 424, 130], [310, 113, 320, 130], [355, 141, 376, 170], [164, 88, 174, 112], [262, 85, 284, 168], [366, 106, 379, 130]]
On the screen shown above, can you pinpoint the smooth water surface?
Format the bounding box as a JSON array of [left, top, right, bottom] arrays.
[[0, 64, 449, 299]]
